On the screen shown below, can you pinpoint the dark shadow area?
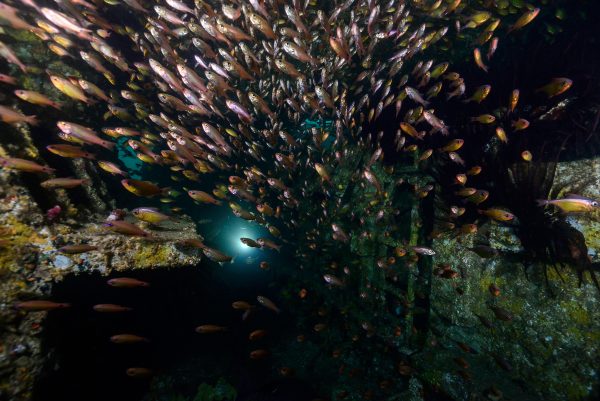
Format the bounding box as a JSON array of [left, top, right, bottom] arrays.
[[32, 263, 296, 401]]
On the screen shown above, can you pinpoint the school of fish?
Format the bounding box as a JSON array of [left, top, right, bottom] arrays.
[[0, 0, 594, 398]]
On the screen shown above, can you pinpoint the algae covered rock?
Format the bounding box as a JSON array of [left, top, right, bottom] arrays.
[[421, 216, 600, 401], [0, 164, 202, 401]]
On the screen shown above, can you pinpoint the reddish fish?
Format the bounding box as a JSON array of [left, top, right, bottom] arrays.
[[103, 220, 150, 237], [93, 304, 133, 312], [110, 334, 150, 343], [107, 277, 150, 288], [0, 105, 37, 125], [0, 157, 53, 173], [16, 300, 70, 311], [195, 325, 227, 334]]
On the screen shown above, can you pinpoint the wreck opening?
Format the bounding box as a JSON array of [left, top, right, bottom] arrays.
[[32, 263, 290, 401]]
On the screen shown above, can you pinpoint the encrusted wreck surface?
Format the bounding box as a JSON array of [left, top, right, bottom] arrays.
[[0, 167, 201, 401], [419, 159, 600, 401], [552, 158, 600, 262]]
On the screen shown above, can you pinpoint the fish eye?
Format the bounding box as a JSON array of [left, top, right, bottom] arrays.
[[593, 201, 599, 207]]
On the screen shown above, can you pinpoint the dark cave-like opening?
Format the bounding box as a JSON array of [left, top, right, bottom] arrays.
[[32, 264, 299, 401]]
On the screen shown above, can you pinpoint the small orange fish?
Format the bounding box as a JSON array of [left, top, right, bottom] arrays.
[[394, 247, 407, 257], [110, 334, 150, 344], [495, 127, 508, 143], [418, 148, 433, 161], [512, 118, 530, 131], [460, 224, 478, 234], [249, 349, 269, 359], [535, 77, 573, 98], [15, 89, 62, 109], [58, 244, 97, 253], [478, 208, 515, 222], [487, 37, 498, 60], [122, 179, 165, 197], [103, 220, 150, 237], [107, 277, 149, 288], [455, 187, 477, 197], [93, 304, 133, 312], [249, 329, 267, 341], [0, 73, 17, 85], [508, 8, 540, 34], [467, 190, 489, 205], [471, 114, 495, 124], [509, 89, 519, 112], [41, 178, 89, 189], [16, 300, 70, 311], [195, 325, 227, 334], [473, 48, 488, 72], [455, 174, 467, 185], [466, 166, 482, 176], [0, 105, 37, 125], [440, 139, 464, 152], [521, 150, 533, 161], [46, 144, 95, 159], [450, 206, 466, 217], [489, 283, 501, 297], [536, 195, 598, 213]]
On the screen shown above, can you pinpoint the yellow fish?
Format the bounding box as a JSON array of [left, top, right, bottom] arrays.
[[537, 195, 598, 213]]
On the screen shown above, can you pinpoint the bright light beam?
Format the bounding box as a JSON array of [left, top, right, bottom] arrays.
[[232, 226, 257, 253]]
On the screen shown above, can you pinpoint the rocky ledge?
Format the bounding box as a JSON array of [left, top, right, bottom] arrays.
[[0, 167, 202, 401]]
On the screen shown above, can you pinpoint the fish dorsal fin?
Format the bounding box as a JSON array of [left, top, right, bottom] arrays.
[[565, 193, 591, 200]]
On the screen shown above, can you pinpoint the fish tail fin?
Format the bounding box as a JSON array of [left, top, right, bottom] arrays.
[[104, 72, 115, 85], [26, 115, 39, 126], [536, 199, 549, 207]]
